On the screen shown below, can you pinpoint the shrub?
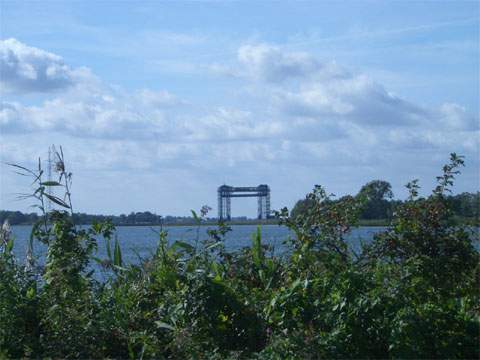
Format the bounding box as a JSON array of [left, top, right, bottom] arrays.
[[0, 150, 478, 358]]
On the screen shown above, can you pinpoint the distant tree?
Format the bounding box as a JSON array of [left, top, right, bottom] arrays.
[[126, 212, 136, 225], [290, 198, 315, 219], [357, 180, 394, 219], [448, 192, 480, 219], [358, 180, 393, 202], [27, 213, 38, 224]]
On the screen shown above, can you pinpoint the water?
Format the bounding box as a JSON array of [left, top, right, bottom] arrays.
[[8, 224, 387, 266]]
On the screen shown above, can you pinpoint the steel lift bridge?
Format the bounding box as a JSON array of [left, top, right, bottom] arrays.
[[218, 184, 271, 220]]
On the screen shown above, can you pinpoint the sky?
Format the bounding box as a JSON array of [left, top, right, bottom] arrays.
[[0, 0, 479, 217]]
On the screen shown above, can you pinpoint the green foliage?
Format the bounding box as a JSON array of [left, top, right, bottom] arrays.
[[0, 220, 39, 357], [37, 212, 100, 358], [290, 176, 478, 224], [1, 151, 478, 358], [357, 179, 395, 220]]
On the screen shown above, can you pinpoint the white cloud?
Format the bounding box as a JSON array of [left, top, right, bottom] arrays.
[[135, 89, 182, 108], [238, 44, 431, 128], [238, 43, 323, 83], [0, 40, 478, 214], [0, 84, 186, 140], [2, 41, 477, 153], [0, 38, 91, 94], [437, 103, 478, 130]]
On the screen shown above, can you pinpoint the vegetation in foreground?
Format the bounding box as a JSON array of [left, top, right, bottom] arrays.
[[0, 151, 479, 359]]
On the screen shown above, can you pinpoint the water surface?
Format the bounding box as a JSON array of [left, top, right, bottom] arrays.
[[9, 224, 387, 265]]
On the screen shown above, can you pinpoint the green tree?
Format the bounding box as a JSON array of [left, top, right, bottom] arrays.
[[357, 180, 394, 219]]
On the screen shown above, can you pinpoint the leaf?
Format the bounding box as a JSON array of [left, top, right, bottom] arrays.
[[34, 187, 45, 196], [106, 237, 112, 260], [172, 241, 195, 254], [44, 193, 70, 208], [91, 256, 104, 264], [113, 237, 122, 267], [290, 279, 301, 291], [40, 181, 62, 186], [26, 287, 36, 300], [5, 162, 35, 176], [155, 321, 175, 331], [6, 239, 14, 253], [191, 210, 199, 222], [252, 225, 263, 267], [15, 193, 34, 200], [205, 241, 222, 251], [113, 265, 127, 272]]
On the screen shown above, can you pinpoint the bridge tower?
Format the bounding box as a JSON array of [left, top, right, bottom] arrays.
[[217, 185, 232, 220]]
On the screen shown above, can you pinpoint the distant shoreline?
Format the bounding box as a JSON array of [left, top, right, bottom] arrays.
[[3, 220, 395, 227], [6, 218, 479, 227]]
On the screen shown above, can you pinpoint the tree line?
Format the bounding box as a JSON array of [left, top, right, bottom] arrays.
[[2, 183, 478, 226], [0, 210, 215, 226], [292, 180, 479, 223]]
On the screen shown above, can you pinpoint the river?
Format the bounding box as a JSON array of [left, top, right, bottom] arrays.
[[9, 224, 388, 266]]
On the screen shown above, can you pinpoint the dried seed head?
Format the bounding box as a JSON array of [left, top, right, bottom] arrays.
[[200, 205, 212, 218], [0, 219, 11, 247], [2, 219, 11, 233], [55, 160, 65, 173]]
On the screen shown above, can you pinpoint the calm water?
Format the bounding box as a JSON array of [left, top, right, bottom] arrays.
[[9, 224, 387, 266]]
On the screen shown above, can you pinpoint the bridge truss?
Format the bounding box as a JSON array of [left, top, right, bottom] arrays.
[[217, 184, 271, 220]]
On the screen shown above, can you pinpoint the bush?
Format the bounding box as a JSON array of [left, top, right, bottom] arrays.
[[0, 151, 478, 358]]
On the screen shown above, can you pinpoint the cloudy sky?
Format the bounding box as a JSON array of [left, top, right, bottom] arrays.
[[0, 1, 478, 217]]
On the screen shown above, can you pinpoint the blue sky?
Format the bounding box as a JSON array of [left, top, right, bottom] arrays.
[[1, 1, 479, 217]]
